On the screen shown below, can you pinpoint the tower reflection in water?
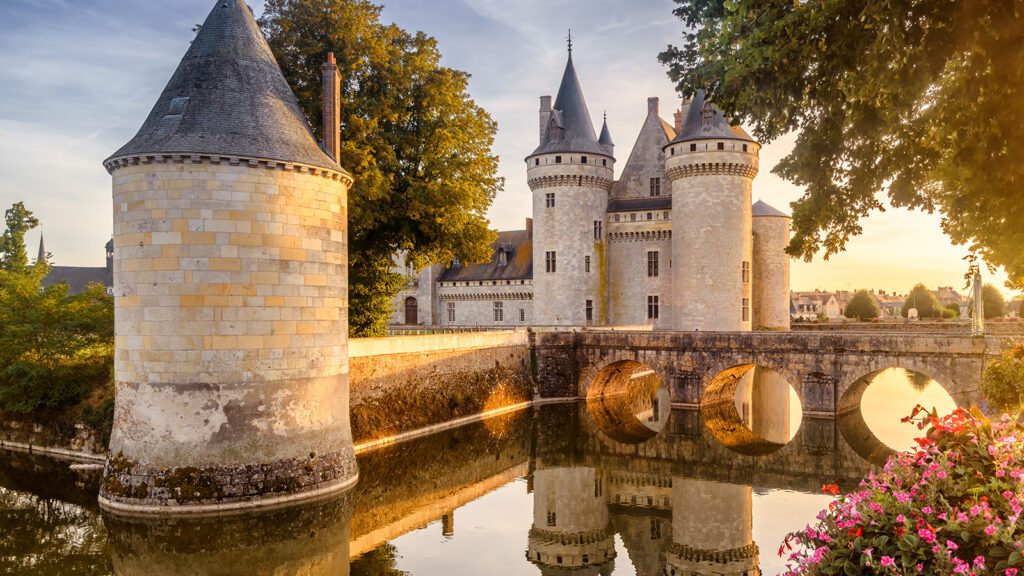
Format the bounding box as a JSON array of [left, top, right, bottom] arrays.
[[105, 495, 352, 576]]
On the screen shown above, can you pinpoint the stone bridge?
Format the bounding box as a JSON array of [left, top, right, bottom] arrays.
[[531, 330, 1011, 415]]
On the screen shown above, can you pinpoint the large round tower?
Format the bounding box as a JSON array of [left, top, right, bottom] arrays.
[[527, 467, 616, 574], [664, 91, 759, 332], [100, 0, 357, 513], [666, 479, 760, 576], [527, 46, 614, 326], [751, 200, 792, 331]]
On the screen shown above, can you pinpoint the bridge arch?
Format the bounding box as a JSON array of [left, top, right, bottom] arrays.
[[578, 352, 671, 399], [700, 363, 803, 455], [584, 359, 670, 444], [838, 364, 958, 465]]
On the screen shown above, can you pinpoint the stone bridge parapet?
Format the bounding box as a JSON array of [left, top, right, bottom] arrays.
[[531, 330, 1013, 414]]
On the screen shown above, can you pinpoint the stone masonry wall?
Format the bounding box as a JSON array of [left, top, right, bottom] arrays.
[[348, 331, 534, 443], [438, 281, 534, 327], [752, 215, 791, 330]]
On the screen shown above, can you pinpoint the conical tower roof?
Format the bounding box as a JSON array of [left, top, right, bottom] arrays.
[[598, 114, 614, 147], [36, 233, 45, 264], [107, 0, 341, 172], [752, 200, 789, 218], [669, 89, 754, 145], [531, 52, 606, 157]]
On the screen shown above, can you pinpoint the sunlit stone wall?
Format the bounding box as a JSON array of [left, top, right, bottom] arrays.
[[752, 213, 791, 331], [102, 157, 356, 508]]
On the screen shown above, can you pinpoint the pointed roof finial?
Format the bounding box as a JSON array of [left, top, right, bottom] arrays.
[[567, 29, 573, 56], [36, 231, 45, 265]]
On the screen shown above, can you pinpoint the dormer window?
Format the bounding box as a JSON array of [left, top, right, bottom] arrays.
[[166, 96, 189, 117], [498, 249, 508, 266], [701, 103, 714, 130]]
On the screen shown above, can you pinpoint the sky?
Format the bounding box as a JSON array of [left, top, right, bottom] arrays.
[[0, 0, 1016, 298]]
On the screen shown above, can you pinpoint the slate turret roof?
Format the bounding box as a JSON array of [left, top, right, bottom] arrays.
[[752, 200, 790, 218], [531, 53, 606, 157], [669, 89, 754, 145], [107, 0, 342, 173]]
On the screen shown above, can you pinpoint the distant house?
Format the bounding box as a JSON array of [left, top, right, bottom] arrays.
[[40, 237, 114, 295], [875, 291, 906, 318], [934, 286, 966, 318], [790, 291, 840, 321]]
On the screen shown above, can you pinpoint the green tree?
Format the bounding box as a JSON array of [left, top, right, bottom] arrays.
[[659, 1, 1024, 288], [980, 343, 1024, 413], [843, 290, 880, 321], [982, 283, 1007, 319], [0, 203, 39, 272], [901, 284, 942, 319], [943, 302, 962, 319], [260, 0, 501, 336], [0, 266, 114, 414]]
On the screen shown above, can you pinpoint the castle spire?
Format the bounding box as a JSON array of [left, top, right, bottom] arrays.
[[598, 111, 614, 151], [567, 29, 573, 56], [36, 232, 45, 265], [529, 38, 604, 157]]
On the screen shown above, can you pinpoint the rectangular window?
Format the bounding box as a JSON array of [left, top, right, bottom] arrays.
[[717, 142, 725, 150], [519, 308, 525, 322], [447, 302, 455, 323], [647, 212, 653, 220], [742, 261, 751, 284], [742, 298, 750, 322], [555, 156, 562, 164], [614, 214, 621, 222], [594, 220, 602, 240], [690, 143, 697, 152], [602, 159, 607, 166], [545, 251, 556, 273], [547, 512, 556, 527], [581, 156, 588, 164], [630, 213, 637, 222], [650, 177, 661, 197], [535, 158, 540, 166], [742, 144, 748, 152], [663, 211, 669, 220], [585, 256, 591, 273], [647, 295, 660, 320], [545, 192, 555, 208], [650, 519, 662, 540], [647, 251, 659, 278], [585, 300, 594, 323], [493, 301, 504, 323]]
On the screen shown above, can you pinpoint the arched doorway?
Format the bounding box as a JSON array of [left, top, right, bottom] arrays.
[[701, 364, 803, 455], [404, 297, 418, 325]]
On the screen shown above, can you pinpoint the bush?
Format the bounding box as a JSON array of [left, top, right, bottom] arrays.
[[781, 407, 1024, 575], [941, 308, 958, 319], [845, 290, 881, 320], [981, 344, 1024, 414]]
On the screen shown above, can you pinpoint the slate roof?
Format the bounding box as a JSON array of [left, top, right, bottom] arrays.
[[531, 54, 606, 157], [669, 89, 754, 145], [608, 197, 672, 212], [598, 116, 614, 147], [439, 230, 533, 282], [107, 0, 342, 172], [43, 266, 112, 295], [752, 200, 789, 218]]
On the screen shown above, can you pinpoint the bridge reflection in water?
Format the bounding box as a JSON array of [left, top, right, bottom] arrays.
[[2, 392, 948, 575]]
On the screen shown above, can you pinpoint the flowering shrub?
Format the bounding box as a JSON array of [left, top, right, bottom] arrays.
[[781, 406, 1024, 575]]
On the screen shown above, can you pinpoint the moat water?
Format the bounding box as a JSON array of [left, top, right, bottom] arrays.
[[0, 369, 955, 575]]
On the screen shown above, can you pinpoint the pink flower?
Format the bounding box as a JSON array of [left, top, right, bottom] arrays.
[[985, 524, 998, 536], [973, 556, 986, 568], [881, 556, 895, 567], [1006, 568, 1019, 576], [918, 528, 936, 543]]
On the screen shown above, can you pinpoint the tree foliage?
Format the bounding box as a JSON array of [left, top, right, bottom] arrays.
[[983, 283, 1007, 319], [901, 284, 942, 319], [843, 289, 880, 321], [980, 343, 1024, 413], [660, 1, 1024, 288], [0, 202, 39, 272], [260, 0, 502, 336]]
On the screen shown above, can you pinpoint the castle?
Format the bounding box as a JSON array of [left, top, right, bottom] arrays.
[[394, 47, 791, 332]]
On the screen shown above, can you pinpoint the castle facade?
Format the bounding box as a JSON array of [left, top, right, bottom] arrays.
[[394, 49, 791, 332]]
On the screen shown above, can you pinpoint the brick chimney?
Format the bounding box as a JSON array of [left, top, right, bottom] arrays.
[[322, 52, 341, 161], [526, 218, 533, 238], [648, 97, 659, 116], [674, 108, 684, 134]]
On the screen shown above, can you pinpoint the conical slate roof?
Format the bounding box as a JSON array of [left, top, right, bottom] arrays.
[[598, 115, 614, 147], [531, 54, 606, 157], [107, 0, 341, 172], [752, 200, 789, 218], [669, 89, 754, 145]]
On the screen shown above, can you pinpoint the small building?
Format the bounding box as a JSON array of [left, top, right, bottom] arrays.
[[39, 236, 114, 295]]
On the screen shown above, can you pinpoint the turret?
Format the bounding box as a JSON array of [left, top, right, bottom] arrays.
[[598, 113, 614, 157], [664, 90, 760, 331], [752, 200, 791, 331], [527, 41, 614, 326], [100, 0, 357, 513]]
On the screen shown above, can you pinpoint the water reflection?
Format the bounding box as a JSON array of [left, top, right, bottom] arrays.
[[839, 367, 957, 464], [1, 403, 879, 575], [106, 496, 352, 576], [586, 361, 669, 444], [702, 365, 802, 455]]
